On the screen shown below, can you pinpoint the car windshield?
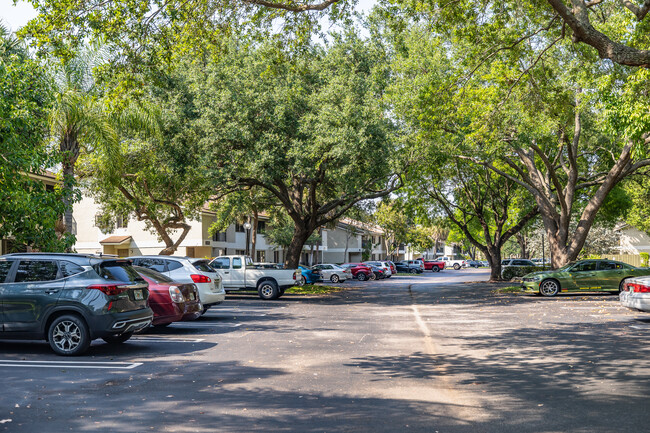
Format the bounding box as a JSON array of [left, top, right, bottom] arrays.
[[557, 262, 575, 272], [134, 266, 174, 284]]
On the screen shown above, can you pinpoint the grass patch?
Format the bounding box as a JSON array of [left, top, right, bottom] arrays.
[[494, 286, 524, 294], [394, 272, 417, 276], [284, 284, 344, 295]]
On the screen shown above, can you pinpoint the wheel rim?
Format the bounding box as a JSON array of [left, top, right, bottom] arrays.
[[540, 280, 558, 296], [358, 273, 366, 281], [331, 275, 339, 283], [52, 320, 82, 353], [260, 284, 274, 297]]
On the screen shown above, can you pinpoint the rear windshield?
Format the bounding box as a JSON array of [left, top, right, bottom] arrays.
[[134, 266, 174, 283], [94, 261, 145, 284], [192, 260, 215, 273]]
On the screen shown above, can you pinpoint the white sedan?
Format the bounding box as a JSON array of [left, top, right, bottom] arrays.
[[620, 277, 650, 313], [312, 264, 351, 283]]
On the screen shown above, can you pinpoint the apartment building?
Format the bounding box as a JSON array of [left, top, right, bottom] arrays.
[[73, 195, 398, 265]]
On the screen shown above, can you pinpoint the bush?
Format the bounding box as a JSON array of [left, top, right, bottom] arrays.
[[501, 265, 545, 281], [641, 252, 649, 267]]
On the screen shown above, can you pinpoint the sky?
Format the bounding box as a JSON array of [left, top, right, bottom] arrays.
[[1, 0, 37, 32], [0, 0, 377, 32]]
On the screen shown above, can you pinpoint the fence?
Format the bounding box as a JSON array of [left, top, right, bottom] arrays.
[[600, 254, 644, 267]]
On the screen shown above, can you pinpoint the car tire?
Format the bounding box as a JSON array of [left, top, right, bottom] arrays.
[[409, 268, 417, 274], [48, 314, 91, 356], [619, 278, 630, 293], [433, 266, 440, 272], [258, 280, 279, 300], [102, 332, 134, 344], [330, 274, 340, 283], [369, 272, 377, 281], [357, 272, 367, 281], [540, 279, 560, 297], [297, 276, 307, 286], [453, 263, 460, 270]]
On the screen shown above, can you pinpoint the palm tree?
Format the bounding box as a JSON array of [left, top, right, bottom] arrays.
[[49, 49, 116, 233]]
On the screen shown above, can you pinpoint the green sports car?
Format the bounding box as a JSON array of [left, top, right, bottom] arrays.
[[521, 259, 650, 297]]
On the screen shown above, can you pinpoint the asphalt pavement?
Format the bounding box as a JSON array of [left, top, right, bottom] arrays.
[[1, 268, 649, 432]]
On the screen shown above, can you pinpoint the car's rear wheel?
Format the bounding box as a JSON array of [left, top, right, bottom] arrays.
[[433, 266, 440, 272], [102, 332, 134, 344], [369, 272, 377, 280], [297, 275, 306, 286], [453, 263, 460, 270], [330, 274, 340, 283], [540, 279, 560, 297], [409, 268, 417, 274], [258, 280, 279, 300], [357, 272, 367, 281], [48, 315, 91, 356]]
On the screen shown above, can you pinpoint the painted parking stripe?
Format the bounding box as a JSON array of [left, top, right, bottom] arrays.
[[130, 336, 205, 343], [169, 323, 242, 328], [629, 325, 650, 330], [0, 360, 142, 369]]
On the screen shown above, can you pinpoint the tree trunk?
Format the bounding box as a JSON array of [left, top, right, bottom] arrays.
[[251, 212, 258, 261], [486, 246, 503, 282], [285, 223, 312, 269], [158, 223, 192, 255], [516, 232, 529, 259], [62, 161, 75, 235]]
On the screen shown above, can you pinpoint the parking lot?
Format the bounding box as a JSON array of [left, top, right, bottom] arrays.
[[2, 268, 649, 432]]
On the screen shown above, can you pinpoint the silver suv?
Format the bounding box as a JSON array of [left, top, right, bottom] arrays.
[[130, 256, 225, 312]]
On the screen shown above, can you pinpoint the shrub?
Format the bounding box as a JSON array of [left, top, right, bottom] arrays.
[[501, 265, 545, 281], [641, 252, 649, 267]]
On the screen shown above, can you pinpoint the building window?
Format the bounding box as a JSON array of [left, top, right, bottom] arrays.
[[235, 223, 245, 233], [256, 251, 266, 262], [236, 249, 246, 255], [273, 251, 280, 263], [116, 213, 128, 229], [212, 231, 226, 242], [257, 221, 266, 233]]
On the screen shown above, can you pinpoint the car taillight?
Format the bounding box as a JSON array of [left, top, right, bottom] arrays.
[[628, 283, 650, 293], [191, 274, 211, 283], [87, 284, 129, 296], [169, 286, 184, 303]]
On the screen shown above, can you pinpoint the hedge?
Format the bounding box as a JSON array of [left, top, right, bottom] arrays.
[[501, 265, 546, 281]]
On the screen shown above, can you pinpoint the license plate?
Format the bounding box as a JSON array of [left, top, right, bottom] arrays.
[[133, 290, 144, 300]]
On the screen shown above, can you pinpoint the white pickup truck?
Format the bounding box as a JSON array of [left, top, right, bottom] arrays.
[[437, 256, 467, 270], [209, 255, 298, 300]]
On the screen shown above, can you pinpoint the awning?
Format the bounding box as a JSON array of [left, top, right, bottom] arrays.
[[99, 235, 132, 246]]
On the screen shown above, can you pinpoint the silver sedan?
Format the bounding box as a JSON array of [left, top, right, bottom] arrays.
[[312, 264, 351, 283], [620, 277, 650, 313]]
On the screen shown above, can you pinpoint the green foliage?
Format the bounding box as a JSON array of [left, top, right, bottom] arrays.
[[641, 252, 649, 268], [502, 266, 544, 281], [0, 26, 74, 251], [82, 74, 210, 252]]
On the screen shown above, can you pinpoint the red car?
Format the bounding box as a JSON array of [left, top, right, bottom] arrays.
[[341, 263, 374, 281], [134, 266, 202, 326], [417, 258, 445, 272]]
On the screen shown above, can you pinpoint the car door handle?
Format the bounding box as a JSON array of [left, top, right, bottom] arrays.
[[45, 289, 60, 294], [224, 271, 229, 274]]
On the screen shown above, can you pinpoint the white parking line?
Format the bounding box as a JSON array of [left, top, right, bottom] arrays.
[[0, 360, 142, 369], [130, 336, 205, 343], [629, 325, 650, 330], [169, 323, 242, 328]]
